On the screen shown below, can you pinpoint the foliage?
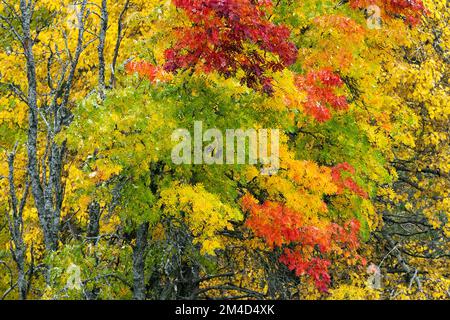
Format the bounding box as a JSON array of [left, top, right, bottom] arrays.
[[0, 0, 448, 300]]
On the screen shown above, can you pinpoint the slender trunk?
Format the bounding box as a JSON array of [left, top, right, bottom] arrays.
[[179, 263, 200, 299], [87, 201, 101, 242], [85, 201, 101, 299], [132, 222, 149, 300], [15, 249, 27, 300], [20, 0, 87, 253], [98, 0, 108, 100], [110, 0, 130, 88], [7, 146, 29, 300], [20, 0, 46, 238], [20, 0, 57, 252]]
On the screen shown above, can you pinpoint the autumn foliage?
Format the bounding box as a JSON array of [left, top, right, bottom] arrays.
[[164, 0, 298, 93], [125, 60, 168, 82], [349, 0, 426, 25], [0, 0, 448, 301], [295, 69, 349, 122], [331, 163, 368, 198], [242, 181, 365, 292]]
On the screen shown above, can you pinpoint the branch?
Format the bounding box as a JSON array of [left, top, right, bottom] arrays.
[[109, 0, 130, 88], [97, 0, 108, 100], [83, 273, 132, 289], [195, 284, 265, 299]]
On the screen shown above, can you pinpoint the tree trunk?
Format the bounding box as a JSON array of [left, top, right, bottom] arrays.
[[87, 201, 101, 242], [20, 0, 87, 253], [15, 248, 27, 300], [98, 0, 108, 100], [132, 222, 149, 300], [7, 146, 29, 300]]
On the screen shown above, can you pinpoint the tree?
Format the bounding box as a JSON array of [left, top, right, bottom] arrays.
[[0, 0, 447, 301], [373, 0, 449, 299]]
